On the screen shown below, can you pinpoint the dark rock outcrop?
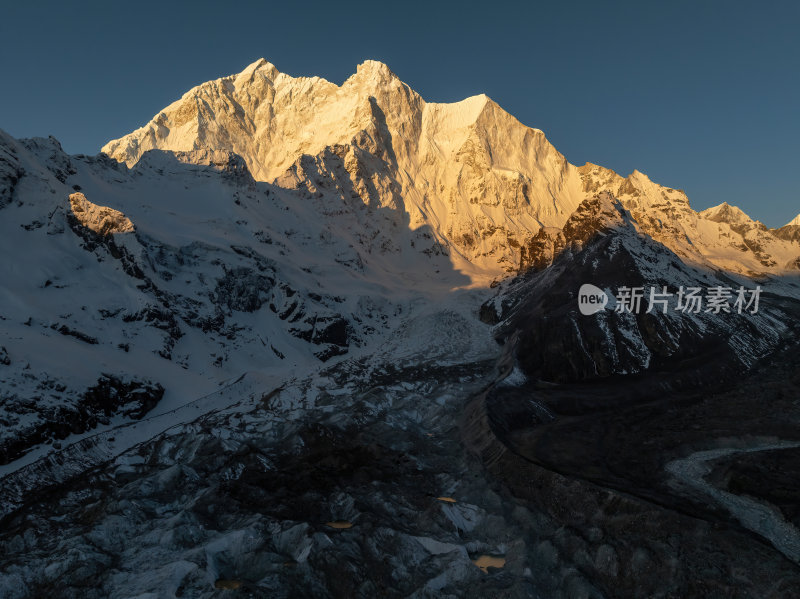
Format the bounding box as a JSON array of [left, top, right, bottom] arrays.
[[0, 375, 163, 465]]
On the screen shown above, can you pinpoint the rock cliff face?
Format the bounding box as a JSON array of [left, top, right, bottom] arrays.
[[68, 192, 134, 235]]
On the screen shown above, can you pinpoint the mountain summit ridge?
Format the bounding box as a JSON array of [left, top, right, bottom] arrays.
[[103, 58, 581, 275], [101, 59, 800, 280]]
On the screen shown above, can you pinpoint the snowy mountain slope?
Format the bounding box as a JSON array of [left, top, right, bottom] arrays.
[[2, 213, 799, 599], [103, 59, 800, 279], [774, 213, 800, 246], [698, 202, 800, 272], [484, 191, 800, 382], [0, 129, 476, 466], [577, 164, 800, 277]]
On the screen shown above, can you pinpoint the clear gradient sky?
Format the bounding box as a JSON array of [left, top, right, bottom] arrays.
[[1, 0, 797, 226]]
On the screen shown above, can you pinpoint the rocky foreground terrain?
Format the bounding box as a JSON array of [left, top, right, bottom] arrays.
[[1, 59, 800, 597]]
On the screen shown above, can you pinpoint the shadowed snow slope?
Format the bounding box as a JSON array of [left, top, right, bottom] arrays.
[[0, 128, 472, 466]]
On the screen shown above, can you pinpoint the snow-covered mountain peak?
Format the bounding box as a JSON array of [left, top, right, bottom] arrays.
[[700, 201, 755, 226], [4, 57, 800, 598], [100, 59, 587, 277], [241, 57, 274, 74], [627, 169, 652, 183], [232, 57, 279, 87], [351, 59, 398, 83], [775, 213, 800, 245], [97, 60, 800, 280]]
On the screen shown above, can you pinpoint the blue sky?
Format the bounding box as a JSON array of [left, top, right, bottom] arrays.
[[1, 0, 797, 226]]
